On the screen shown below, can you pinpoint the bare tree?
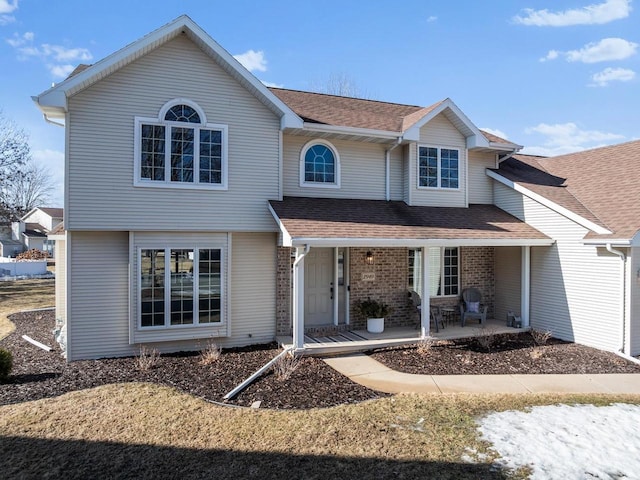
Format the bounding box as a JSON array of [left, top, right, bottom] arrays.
[[0, 111, 31, 222], [3, 159, 54, 218], [309, 72, 372, 99]]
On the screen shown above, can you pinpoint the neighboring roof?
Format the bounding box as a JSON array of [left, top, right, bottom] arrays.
[[494, 140, 640, 241], [32, 15, 302, 129], [49, 222, 65, 236], [0, 239, 23, 246], [269, 197, 550, 247], [39, 207, 64, 218], [23, 223, 48, 238]]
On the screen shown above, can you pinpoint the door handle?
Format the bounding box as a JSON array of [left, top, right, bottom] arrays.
[[330, 286, 334, 300]]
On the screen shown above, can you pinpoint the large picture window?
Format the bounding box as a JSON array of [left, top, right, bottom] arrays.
[[418, 146, 459, 189], [135, 99, 228, 189], [408, 247, 459, 297], [140, 247, 222, 329]]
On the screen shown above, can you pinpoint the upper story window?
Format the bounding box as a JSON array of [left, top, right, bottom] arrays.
[[299, 140, 341, 188], [418, 146, 459, 189], [135, 99, 228, 189]]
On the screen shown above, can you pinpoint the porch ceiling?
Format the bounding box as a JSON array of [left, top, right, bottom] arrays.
[[269, 197, 553, 247]]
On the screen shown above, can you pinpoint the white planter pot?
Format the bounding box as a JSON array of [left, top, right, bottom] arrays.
[[367, 317, 384, 334]]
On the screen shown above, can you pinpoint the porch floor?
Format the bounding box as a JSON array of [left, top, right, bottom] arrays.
[[277, 319, 528, 356]]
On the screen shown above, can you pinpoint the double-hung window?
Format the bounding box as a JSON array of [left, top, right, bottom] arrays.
[[139, 247, 223, 329], [418, 146, 459, 189], [408, 247, 459, 297], [135, 100, 228, 189]]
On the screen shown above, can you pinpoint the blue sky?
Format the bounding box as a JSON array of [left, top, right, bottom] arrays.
[[1, 0, 638, 206]]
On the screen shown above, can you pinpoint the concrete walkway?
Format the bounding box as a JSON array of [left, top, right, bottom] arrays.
[[323, 353, 640, 394]]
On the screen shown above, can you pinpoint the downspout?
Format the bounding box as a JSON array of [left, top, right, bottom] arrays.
[[606, 243, 627, 353], [43, 113, 65, 128], [292, 245, 310, 351], [385, 137, 403, 201]]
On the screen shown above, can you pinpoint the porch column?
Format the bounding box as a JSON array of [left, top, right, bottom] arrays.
[[521, 246, 531, 328], [421, 246, 430, 337], [292, 246, 309, 350]]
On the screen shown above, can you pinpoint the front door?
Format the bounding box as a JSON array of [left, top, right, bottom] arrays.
[[304, 247, 334, 326]]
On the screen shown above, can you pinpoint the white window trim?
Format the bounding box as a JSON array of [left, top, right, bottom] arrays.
[[133, 99, 229, 190], [137, 245, 225, 331], [299, 139, 341, 189], [410, 247, 460, 298], [416, 144, 461, 191]]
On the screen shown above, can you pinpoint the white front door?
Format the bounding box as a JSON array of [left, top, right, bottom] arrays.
[[304, 247, 334, 326]]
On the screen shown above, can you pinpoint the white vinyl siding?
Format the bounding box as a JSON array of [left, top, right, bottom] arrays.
[[630, 247, 640, 355], [410, 113, 467, 207], [67, 231, 130, 361], [494, 182, 622, 351], [54, 238, 66, 324], [494, 246, 521, 323], [230, 232, 277, 344], [66, 35, 280, 232], [468, 151, 495, 204], [283, 135, 388, 199], [389, 146, 403, 201]]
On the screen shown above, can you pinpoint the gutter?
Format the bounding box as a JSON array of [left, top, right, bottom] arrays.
[[606, 243, 628, 354], [385, 137, 403, 201], [43, 113, 65, 128]]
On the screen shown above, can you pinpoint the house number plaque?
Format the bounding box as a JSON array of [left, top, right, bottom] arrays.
[[361, 272, 376, 282]]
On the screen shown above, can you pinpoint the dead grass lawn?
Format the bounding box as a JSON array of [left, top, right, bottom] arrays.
[[0, 278, 55, 340], [1, 383, 638, 479]]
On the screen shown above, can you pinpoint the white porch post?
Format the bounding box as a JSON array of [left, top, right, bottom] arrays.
[[521, 246, 531, 328], [421, 246, 430, 337], [292, 246, 309, 351]]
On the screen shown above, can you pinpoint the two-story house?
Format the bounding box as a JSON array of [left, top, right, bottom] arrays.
[[35, 16, 640, 361]]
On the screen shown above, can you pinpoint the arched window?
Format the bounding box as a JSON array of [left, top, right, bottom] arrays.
[[135, 99, 228, 189], [299, 140, 340, 188]]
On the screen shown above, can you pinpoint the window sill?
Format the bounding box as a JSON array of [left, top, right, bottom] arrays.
[[416, 186, 461, 192], [300, 182, 341, 189], [134, 180, 228, 191]]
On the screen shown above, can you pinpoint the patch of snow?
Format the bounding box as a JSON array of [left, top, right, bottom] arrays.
[[476, 403, 640, 479]]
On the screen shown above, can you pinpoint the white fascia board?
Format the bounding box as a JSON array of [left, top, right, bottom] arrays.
[[403, 98, 490, 148], [487, 169, 612, 235], [33, 15, 303, 129], [267, 203, 292, 247], [301, 122, 402, 141], [582, 238, 631, 246], [48, 234, 66, 241], [485, 142, 523, 152], [289, 237, 554, 248]]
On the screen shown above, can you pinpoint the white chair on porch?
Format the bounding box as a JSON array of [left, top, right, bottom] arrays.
[[459, 287, 488, 327]]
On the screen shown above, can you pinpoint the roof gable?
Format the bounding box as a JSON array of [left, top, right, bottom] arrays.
[[33, 16, 302, 129]]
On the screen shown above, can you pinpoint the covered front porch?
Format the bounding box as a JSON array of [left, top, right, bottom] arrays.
[[269, 197, 553, 355]]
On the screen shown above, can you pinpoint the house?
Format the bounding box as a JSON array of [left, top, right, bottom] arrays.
[[33, 16, 638, 361], [11, 207, 63, 256]]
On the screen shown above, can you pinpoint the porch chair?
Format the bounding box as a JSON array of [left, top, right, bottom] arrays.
[[408, 290, 444, 333], [459, 287, 488, 327]]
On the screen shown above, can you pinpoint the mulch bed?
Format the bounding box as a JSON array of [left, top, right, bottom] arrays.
[[0, 310, 386, 409], [370, 334, 640, 375]]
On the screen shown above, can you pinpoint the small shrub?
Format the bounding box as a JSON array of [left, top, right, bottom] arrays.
[[0, 348, 12, 382], [475, 326, 500, 351], [272, 353, 300, 381], [531, 329, 552, 346], [135, 345, 160, 371], [416, 337, 436, 356], [199, 341, 222, 365], [529, 349, 544, 360], [354, 298, 392, 318]]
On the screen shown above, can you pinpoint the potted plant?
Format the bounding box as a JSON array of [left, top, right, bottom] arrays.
[[355, 297, 392, 333]]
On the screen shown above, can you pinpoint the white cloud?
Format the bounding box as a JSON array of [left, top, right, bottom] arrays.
[[233, 49, 267, 72], [590, 67, 636, 86], [522, 122, 625, 155], [541, 38, 638, 63], [261, 80, 283, 88], [480, 127, 509, 140], [6, 31, 93, 78], [0, 0, 18, 25], [427, 16, 438, 22], [513, 0, 631, 26]]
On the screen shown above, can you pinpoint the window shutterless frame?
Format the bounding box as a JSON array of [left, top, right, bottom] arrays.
[[416, 145, 460, 190], [137, 246, 225, 330]]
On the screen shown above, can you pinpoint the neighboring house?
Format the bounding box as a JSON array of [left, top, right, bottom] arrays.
[[32, 16, 638, 361], [11, 207, 63, 256]]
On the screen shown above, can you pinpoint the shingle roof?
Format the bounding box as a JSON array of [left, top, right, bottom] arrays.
[[268, 87, 517, 146], [39, 207, 64, 218], [269, 197, 549, 243], [496, 140, 640, 240], [49, 222, 65, 235]]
